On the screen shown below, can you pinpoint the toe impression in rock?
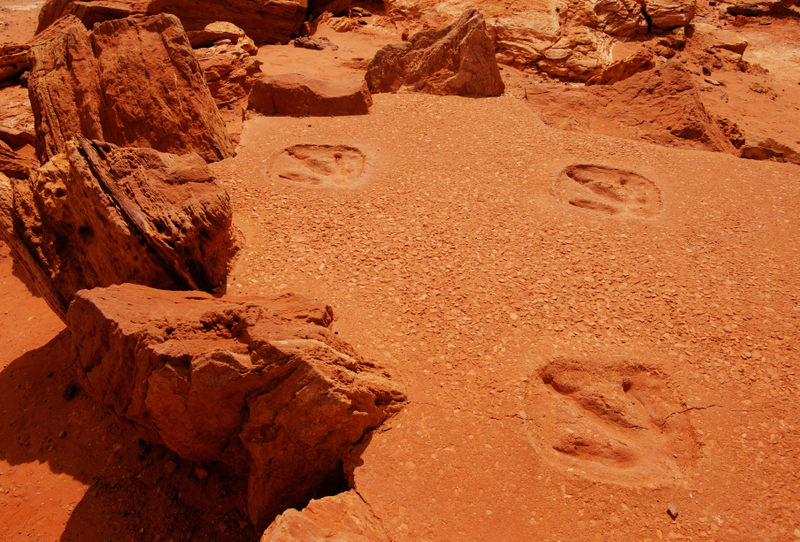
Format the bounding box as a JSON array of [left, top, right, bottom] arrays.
[[269, 144, 367, 187], [554, 164, 663, 218], [529, 357, 698, 485], [366, 8, 504, 97], [248, 73, 372, 117], [68, 284, 407, 530], [0, 136, 240, 321], [28, 14, 234, 164]]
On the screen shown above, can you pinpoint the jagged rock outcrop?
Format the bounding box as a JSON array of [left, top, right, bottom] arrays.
[[526, 61, 736, 153], [27, 14, 234, 164], [197, 42, 263, 106], [68, 284, 406, 529], [36, 0, 307, 44], [262, 490, 390, 542], [0, 136, 239, 321], [366, 8, 504, 96], [248, 74, 372, 116]]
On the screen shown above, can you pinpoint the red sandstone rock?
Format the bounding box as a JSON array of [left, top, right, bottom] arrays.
[[0, 136, 239, 321], [262, 490, 390, 542], [196, 42, 263, 107], [0, 147, 37, 180], [643, 0, 697, 28], [740, 136, 800, 164], [68, 284, 406, 529], [248, 73, 372, 117], [27, 14, 234, 164], [366, 8, 504, 97], [37, 0, 307, 44], [0, 43, 30, 84], [527, 61, 735, 153]]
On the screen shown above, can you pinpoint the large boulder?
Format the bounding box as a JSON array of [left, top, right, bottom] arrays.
[[526, 61, 736, 153], [248, 74, 372, 117], [196, 42, 263, 107], [0, 136, 240, 321], [37, 0, 307, 44], [366, 8, 504, 96], [68, 284, 406, 529], [27, 14, 234, 164], [262, 491, 390, 542]]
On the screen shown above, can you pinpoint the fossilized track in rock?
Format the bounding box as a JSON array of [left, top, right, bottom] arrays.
[[268, 144, 366, 188], [554, 165, 663, 218], [528, 357, 698, 485]]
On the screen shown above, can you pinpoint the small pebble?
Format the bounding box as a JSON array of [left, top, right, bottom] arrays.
[[165, 460, 178, 474], [667, 504, 679, 519], [195, 467, 209, 480]]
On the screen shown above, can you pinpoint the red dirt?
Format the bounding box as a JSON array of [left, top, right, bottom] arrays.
[[2, 2, 800, 542]]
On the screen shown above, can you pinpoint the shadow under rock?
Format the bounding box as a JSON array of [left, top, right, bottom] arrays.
[[0, 330, 259, 542]]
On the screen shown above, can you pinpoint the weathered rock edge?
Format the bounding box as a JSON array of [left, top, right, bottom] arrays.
[[0, 136, 239, 321], [69, 284, 406, 530], [366, 8, 504, 97]]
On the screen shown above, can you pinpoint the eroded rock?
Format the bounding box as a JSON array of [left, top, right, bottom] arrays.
[[28, 14, 234, 164], [196, 42, 263, 107], [527, 61, 735, 153], [187, 21, 256, 53], [248, 73, 372, 117], [740, 137, 800, 164], [0, 136, 239, 321], [643, 0, 697, 29], [37, 0, 307, 44], [366, 8, 504, 96], [262, 490, 390, 542], [68, 284, 406, 529]]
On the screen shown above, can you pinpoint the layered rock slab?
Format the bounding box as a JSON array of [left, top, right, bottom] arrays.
[[0, 136, 239, 321], [366, 8, 504, 96], [28, 14, 234, 164], [68, 284, 406, 529], [37, 0, 307, 44], [248, 74, 372, 117], [262, 490, 390, 541]]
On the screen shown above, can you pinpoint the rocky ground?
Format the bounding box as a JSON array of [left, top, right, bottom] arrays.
[[0, 0, 799, 541]]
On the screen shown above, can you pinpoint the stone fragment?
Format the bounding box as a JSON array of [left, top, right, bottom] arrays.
[[262, 490, 390, 542], [68, 284, 406, 529], [248, 73, 372, 117], [643, 0, 697, 28], [366, 8, 504, 96], [586, 47, 656, 85], [740, 137, 800, 164], [28, 14, 233, 164], [196, 42, 263, 106], [294, 36, 339, 51], [667, 504, 679, 519], [0, 147, 37, 180], [37, 0, 307, 44], [0, 126, 36, 150], [0, 136, 239, 321]]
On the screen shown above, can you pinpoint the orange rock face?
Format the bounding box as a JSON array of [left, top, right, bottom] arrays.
[[366, 8, 505, 96], [68, 284, 406, 529], [27, 14, 234, 164]]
